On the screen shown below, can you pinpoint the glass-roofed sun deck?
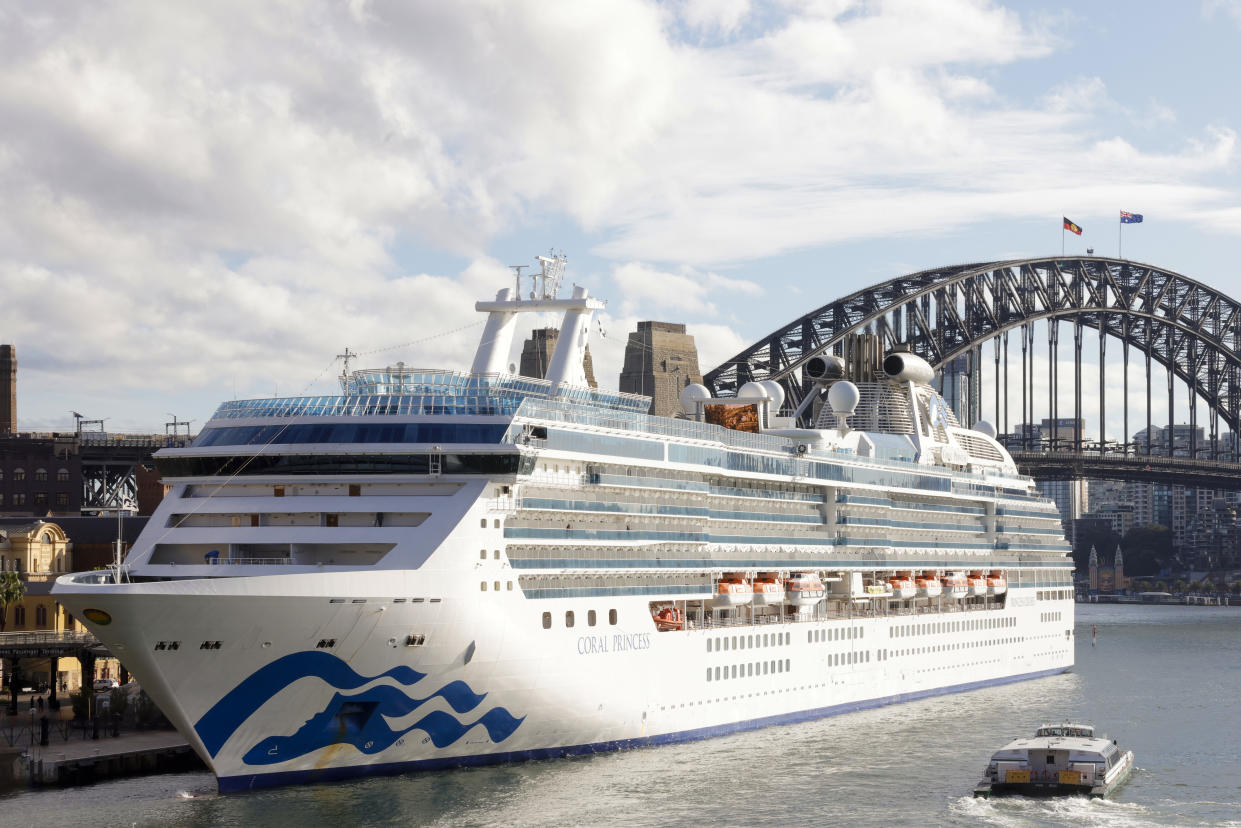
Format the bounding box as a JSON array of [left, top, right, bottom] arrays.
[[209, 370, 652, 420]]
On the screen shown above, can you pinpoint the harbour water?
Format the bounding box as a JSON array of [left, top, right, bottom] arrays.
[[4, 603, 1239, 827]]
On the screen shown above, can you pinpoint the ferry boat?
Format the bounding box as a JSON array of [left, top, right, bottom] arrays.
[[53, 256, 1075, 792], [974, 723, 1134, 798]]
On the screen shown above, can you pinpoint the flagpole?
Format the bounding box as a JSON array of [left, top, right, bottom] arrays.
[[1062, 224, 1065, 256], [1119, 212, 1123, 259]]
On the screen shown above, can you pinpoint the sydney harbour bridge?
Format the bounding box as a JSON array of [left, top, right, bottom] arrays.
[[704, 256, 1241, 491]]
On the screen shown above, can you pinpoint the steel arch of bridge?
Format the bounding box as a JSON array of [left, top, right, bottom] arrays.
[[704, 256, 1241, 440]]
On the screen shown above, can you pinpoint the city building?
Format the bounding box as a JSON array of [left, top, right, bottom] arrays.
[[0, 518, 141, 692], [0, 344, 14, 435], [937, 353, 978, 426], [518, 327, 597, 388], [0, 434, 82, 516], [1088, 545, 1129, 595], [619, 321, 704, 417]]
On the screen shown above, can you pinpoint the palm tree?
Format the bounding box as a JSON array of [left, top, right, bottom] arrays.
[[0, 570, 25, 632]]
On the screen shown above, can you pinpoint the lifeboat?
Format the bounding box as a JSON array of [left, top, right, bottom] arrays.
[[785, 573, 826, 607], [941, 572, 968, 598], [916, 571, 943, 598], [715, 576, 753, 607], [967, 571, 987, 596], [752, 574, 785, 606], [987, 570, 1007, 596], [652, 606, 684, 631], [888, 575, 917, 600]]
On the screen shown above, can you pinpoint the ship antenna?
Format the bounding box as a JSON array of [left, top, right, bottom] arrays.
[[337, 347, 357, 384], [535, 250, 567, 299], [509, 264, 528, 300]]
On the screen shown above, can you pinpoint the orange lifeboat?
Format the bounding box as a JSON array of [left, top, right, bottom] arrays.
[[753, 574, 786, 606], [786, 572, 826, 607], [715, 576, 753, 607], [967, 570, 987, 596], [888, 574, 917, 600], [941, 572, 968, 598], [916, 570, 943, 598], [986, 570, 1007, 596], [652, 606, 684, 631]]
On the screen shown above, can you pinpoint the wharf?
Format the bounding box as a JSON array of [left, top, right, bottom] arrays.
[[5, 730, 204, 789]]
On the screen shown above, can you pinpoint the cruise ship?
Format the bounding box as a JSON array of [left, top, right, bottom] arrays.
[[54, 257, 1075, 792]]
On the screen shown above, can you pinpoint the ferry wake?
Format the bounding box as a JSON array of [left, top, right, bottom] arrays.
[[54, 254, 1076, 792]]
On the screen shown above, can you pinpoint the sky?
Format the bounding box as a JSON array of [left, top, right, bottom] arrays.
[[2, 0, 1240, 437]]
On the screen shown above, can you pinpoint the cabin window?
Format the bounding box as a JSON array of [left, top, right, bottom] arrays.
[[326, 514, 338, 527], [250, 515, 260, 527], [706, 669, 712, 682], [480, 519, 487, 528], [493, 581, 500, 592], [273, 485, 285, 497], [588, 610, 596, 626], [542, 612, 551, 629], [707, 639, 713, 653], [507, 581, 513, 591], [480, 582, 487, 591], [714, 666, 720, 680], [493, 550, 500, 559], [349, 484, 361, 497], [480, 550, 487, 560], [565, 611, 574, 628], [785, 659, 790, 671], [609, 609, 617, 625]]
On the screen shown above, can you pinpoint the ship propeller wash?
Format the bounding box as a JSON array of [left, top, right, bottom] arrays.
[[54, 254, 1075, 792]]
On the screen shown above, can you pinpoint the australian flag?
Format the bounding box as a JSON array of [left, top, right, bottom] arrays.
[[1120, 211, 1143, 224]]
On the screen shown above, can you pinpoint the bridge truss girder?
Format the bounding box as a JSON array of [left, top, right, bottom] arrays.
[[704, 257, 1241, 439]]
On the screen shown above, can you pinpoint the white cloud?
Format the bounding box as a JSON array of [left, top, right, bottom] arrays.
[[1, 0, 1238, 427], [610, 262, 762, 317]]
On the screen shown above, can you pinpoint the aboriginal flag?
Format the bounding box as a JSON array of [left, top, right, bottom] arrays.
[[1063, 217, 1083, 235]]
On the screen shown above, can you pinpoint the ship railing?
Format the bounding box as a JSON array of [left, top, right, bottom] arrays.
[[206, 556, 295, 566]]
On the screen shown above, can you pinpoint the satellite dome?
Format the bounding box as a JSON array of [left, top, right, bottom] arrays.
[[738, 381, 770, 400], [973, 420, 997, 439], [759, 380, 786, 410], [679, 383, 712, 412], [827, 380, 860, 417]]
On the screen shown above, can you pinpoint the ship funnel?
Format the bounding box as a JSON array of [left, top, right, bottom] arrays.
[[882, 352, 934, 385]]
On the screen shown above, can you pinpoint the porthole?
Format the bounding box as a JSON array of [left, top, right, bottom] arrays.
[[542, 612, 551, 629], [588, 610, 597, 627], [566, 611, 575, 628], [480, 581, 487, 591], [609, 609, 617, 625]]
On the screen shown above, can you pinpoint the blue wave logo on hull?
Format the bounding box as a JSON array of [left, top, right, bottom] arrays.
[[191, 650, 523, 765], [243, 683, 525, 765]]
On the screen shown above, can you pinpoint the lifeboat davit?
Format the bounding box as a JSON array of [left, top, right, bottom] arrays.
[[752, 575, 785, 606], [888, 575, 917, 600], [916, 571, 943, 598], [967, 571, 987, 596], [941, 572, 968, 598], [652, 606, 684, 631], [785, 573, 826, 607], [987, 570, 1007, 595], [715, 576, 753, 607]]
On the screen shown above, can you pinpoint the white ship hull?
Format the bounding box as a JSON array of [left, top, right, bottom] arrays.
[[57, 572, 1073, 792]]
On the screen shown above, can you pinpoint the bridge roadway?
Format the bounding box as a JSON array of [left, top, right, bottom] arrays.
[[1012, 450, 1241, 489]]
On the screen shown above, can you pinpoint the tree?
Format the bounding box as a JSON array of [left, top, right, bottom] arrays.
[[0, 571, 25, 632], [1119, 525, 1175, 576], [1072, 525, 1121, 574]]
